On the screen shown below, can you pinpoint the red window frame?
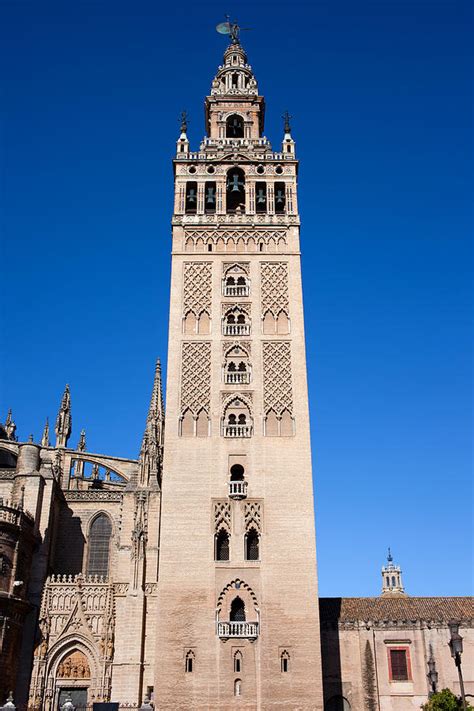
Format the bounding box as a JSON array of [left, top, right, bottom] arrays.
[[387, 646, 412, 681]]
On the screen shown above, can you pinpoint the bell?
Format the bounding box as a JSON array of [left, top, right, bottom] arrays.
[[275, 190, 285, 204], [206, 187, 216, 203], [228, 174, 243, 192], [187, 189, 196, 203], [257, 189, 266, 204]]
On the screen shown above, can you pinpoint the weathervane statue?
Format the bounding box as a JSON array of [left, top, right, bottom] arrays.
[[216, 15, 251, 43]]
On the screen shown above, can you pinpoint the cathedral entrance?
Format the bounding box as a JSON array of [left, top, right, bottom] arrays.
[[58, 687, 88, 709]]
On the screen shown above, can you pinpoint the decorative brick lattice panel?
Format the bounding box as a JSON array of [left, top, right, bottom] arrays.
[[262, 342, 293, 416], [180, 342, 211, 415], [244, 501, 262, 533], [260, 262, 289, 316], [214, 501, 231, 532], [183, 262, 212, 315]]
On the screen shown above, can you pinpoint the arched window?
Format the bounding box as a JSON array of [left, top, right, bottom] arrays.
[[391, 576, 396, 587], [226, 114, 244, 138], [275, 182, 286, 213], [230, 596, 246, 622], [205, 181, 216, 213], [226, 168, 245, 213], [255, 182, 267, 213], [245, 528, 259, 561], [386, 576, 390, 587], [185, 182, 197, 214], [234, 650, 242, 673], [234, 678, 242, 697], [230, 464, 244, 481], [87, 514, 112, 577], [281, 650, 290, 673], [185, 650, 195, 673], [215, 529, 230, 561]]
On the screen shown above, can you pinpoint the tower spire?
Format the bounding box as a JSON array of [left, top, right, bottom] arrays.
[[55, 384, 72, 448], [381, 548, 406, 597], [41, 418, 50, 447], [138, 359, 165, 486]]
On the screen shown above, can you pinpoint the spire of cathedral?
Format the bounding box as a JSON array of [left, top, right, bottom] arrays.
[[381, 548, 406, 597], [138, 360, 164, 486], [41, 418, 50, 447], [55, 384, 72, 448]]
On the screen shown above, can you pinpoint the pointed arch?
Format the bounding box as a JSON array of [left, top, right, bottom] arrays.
[[198, 310, 210, 335], [234, 650, 243, 673], [245, 527, 259, 561], [230, 596, 246, 621], [215, 528, 230, 561], [280, 649, 290, 673], [196, 408, 209, 438], [280, 409, 294, 437], [185, 649, 195, 673], [180, 408, 195, 437], [262, 310, 276, 335], [264, 409, 279, 437], [183, 311, 197, 335], [276, 309, 290, 335]]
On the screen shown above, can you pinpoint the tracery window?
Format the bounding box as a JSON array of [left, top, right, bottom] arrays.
[[215, 529, 230, 561], [245, 528, 259, 561], [86, 514, 112, 577]]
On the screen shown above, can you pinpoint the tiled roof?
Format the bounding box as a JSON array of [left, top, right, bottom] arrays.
[[319, 597, 474, 623]]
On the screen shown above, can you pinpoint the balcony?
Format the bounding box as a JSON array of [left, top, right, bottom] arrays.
[[228, 481, 248, 499], [225, 372, 250, 385], [224, 285, 249, 297], [223, 425, 252, 438], [217, 621, 259, 639], [223, 324, 250, 336]]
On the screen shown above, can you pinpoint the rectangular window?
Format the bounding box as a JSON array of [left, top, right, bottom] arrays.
[[185, 182, 197, 214], [388, 648, 410, 681]]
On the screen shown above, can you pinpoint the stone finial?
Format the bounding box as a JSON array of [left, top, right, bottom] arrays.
[[41, 418, 50, 447], [180, 110, 188, 134], [77, 429, 86, 452], [28, 433, 34, 443], [381, 548, 406, 597], [55, 384, 72, 448], [2, 409, 17, 441], [139, 359, 165, 487], [3, 692, 16, 709], [283, 110, 292, 135]]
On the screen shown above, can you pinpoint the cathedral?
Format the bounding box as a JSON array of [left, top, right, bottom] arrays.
[[0, 26, 472, 711]]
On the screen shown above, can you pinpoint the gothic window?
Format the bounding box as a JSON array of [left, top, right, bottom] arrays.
[[86, 513, 112, 577], [245, 528, 259, 561], [255, 182, 267, 213], [226, 114, 244, 138], [226, 168, 246, 213], [185, 182, 198, 214], [185, 650, 195, 673], [388, 648, 410, 681], [183, 311, 197, 335], [265, 409, 279, 436], [215, 529, 230, 561], [275, 182, 286, 214], [223, 307, 250, 336], [280, 650, 290, 672], [234, 650, 242, 673], [280, 409, 294, 436], [223, 265, 249, 296], [230, 596, 246, 621], [223, 398, 252, 437], [205, 181, 216, 213]]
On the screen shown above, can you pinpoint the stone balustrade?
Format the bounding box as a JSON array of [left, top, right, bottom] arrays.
[[228, 481, 248, 499], [224, 284, 249, 297], [223, 425, 252, 438], [225, 372, 250, 385], [223, 324, 251, 336], [217, 621, 259, 639]]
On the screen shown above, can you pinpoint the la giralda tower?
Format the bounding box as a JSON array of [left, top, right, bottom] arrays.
[[155, 25, 323, 710]]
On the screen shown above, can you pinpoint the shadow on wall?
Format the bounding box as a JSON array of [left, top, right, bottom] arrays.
[[53, 504, 86, 575], [320, 598, 352, 711]]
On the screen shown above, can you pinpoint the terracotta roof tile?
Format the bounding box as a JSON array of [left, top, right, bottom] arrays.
[[319, 597, 474, 623]]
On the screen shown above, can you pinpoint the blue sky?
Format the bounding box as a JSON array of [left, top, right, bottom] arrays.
[[1, 0, 472, 597]]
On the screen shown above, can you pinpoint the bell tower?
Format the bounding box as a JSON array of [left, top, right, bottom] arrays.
[[155, 25, 323, 709]]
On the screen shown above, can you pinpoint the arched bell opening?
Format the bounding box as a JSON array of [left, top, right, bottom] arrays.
[[226, 114, 244, 138], [226, 168, 246, 214]]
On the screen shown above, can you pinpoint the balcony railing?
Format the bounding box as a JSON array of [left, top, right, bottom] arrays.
[[223, 323, 250, 336], [225, 372, 250, 385], [228, 481, 248, 499], [224, 285, 250, 297], [217, 621, 259, 639], [223, 425, 252, 438]]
